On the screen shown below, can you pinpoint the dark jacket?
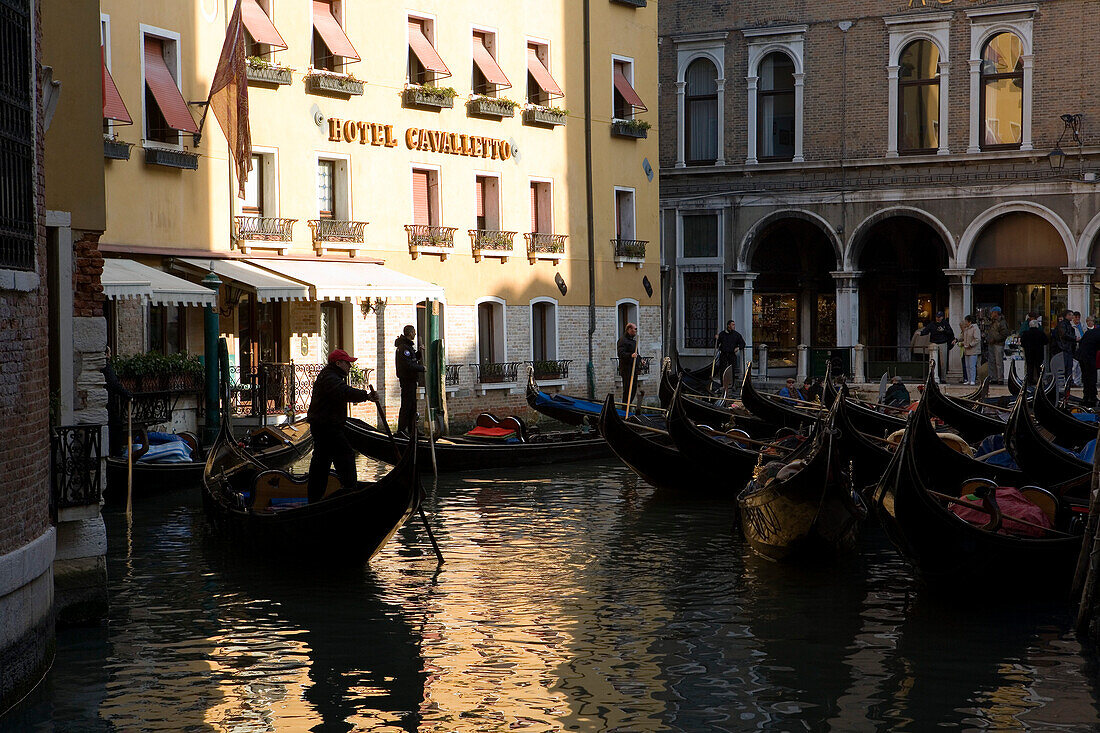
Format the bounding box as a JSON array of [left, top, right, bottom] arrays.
[[884, 382, 911, 407], [1077, 328, 1100, 369], [306, 363, 372, 428], [394, 336, 425, 381], [1054, 318, 1077, 352], [616, 334, 637, 377], [715, 329, 746, 353], [1019, 327, 1049, 360], [984, 317, 1011, 346], [920, 320, 955, 345]]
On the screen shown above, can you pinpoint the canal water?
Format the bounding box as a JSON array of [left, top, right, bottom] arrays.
[[7, 458, 1100, 731]]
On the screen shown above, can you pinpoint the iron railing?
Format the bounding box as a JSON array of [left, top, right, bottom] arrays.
[[524, 232, 567, 255], [51, 424, 103, 514], [808, 347, 854, 379], [235, 216, 296, 241], [308, 219, 367, 245], [445, 364, 462, 386], [612, 356, 653, 376], [469, 361, 522, 384], [406, 225, 458, 250], [229, 362, 326, 418], [468, 229, 516, 258], [612, 238, 647, 259], [526, 359, 572, 379]]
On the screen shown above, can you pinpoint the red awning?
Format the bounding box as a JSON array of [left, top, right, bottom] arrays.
[[144, 38, 199, 133], [408, 20, 450, 77], [473, 36, 510, 90], [613, 66, 647, 112], [242, 0, 286, 49], [527, 47, 563, 99], [102, 47, 132, 124], [312, 1, 359, 61]]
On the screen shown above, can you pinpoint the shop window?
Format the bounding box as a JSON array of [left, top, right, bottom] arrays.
[[412, 167, 441, 226], [148, 304, 184, 354], [475, 175, 501, 231], [615, 188, 636, 240], [683, 272, 718, 349], [530, 180, 553, 233], [612, 58, 646, 120], [757, 52, 795, 161], [531, 299, 557, 361], [898, 40, 940, 154], [527, 42, 562, 107], [980, 33, 1024, 149], [477, 299, 505, 363], [312, 1, 358, 72], [142, 33, 198, 146], [685, 58, 719, 165], [682, 213, 719, 259], [472, 30, 509, 97], [753, 293, 798, 368], [408, 15, 450, 86]]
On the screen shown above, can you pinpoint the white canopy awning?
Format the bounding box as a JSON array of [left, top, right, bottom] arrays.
[[175, 258, 310, 302], [101, 259, 217, 307], [247, 259, 446, 302]]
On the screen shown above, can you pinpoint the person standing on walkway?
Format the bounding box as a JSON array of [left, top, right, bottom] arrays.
[[920, 312, 955, 383], [1020, 320, 1049, 386], [961, 315, 981, 386], [1076, 325, 1100, 409], [983, 307, 1010, 384], [1054, 310, 1077, 388], [395, 325, 425, 435], [306, 349, 374, 503], [714, 320, 746, 384], [1072, 311, 1086, 387], [618, 322, 639, 405]]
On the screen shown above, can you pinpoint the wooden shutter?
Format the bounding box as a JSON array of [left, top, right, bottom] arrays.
[[475, 177, 485, 219], [412, 169, 430, 226], [530, 183, 539, 233]]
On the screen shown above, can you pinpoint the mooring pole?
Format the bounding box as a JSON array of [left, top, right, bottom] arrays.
[[202, 269, 223, 446]]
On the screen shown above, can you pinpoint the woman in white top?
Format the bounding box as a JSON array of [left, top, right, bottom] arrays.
[[961, 314, 982, 385]]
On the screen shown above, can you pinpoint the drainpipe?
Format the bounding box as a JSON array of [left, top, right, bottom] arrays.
[[584, 0, 596, 398]]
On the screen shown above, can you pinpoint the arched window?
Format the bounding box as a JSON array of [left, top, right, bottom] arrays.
[[980, 33, 1023, 149], [757, 52, 795, 161], [685, 58, 718, 165], [898, 40, 939, 154]]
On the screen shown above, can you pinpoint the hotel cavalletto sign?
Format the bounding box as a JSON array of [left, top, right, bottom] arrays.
[[327, 118, 514, 161]]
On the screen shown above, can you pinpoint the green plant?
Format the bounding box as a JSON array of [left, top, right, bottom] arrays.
[[531, 360, 562, 377], [472, 95, 519, 110], [528, 103, 569, 116], [410, 84, 458, 102], [348, 363, 367, 386], [619, 118, 651, 132]]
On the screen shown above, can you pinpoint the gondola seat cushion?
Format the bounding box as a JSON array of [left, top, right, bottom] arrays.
[[1071, 412, 1098, 423], [950, 487, 1053, 538], [127, 440, 193, 463]]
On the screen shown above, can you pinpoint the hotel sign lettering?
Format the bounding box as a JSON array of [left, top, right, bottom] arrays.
[[327, 118, 513, 161]]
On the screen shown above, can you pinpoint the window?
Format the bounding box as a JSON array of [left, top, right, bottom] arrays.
[[408, 15, 450, 86], [531, 299, 557, 361], [317, 157, 348, 220], [615, 188, 636, 240], [683, 273, 719, 349], [612, 58, 646, 120], [477, 299, 505, 363], [243, 154, 264, 216], [412, 167, 441, 226], [682, 214, 719, 259], [475, 175, 500, 231], [757, 52, 795, 161], [242, 0, 286, 59], [0, 0, 33, 272], [980, 33, 1023, 149], [685, 58, 718, 164], [530, 181, 553, 233], [898, 40, 940, 154], [148, 304, 184, 354], [617, 300, 639, 338], [527, 42, 562, 106], [472, 30, 510, 96], [142, 31, 198, 147], [312, 1, 358, 72], [320, 301, 345, 357]]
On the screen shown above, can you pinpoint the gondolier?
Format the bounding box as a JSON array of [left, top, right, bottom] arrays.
[[714, 320, 746, 384], [395, 325, 426, 435], [1076, 325, 1100, 408], [306, 348, 374, 503], [617, 322, 639, 404]]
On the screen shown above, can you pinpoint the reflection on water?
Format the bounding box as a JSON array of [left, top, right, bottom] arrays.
[[7, 459, 1100, 731]]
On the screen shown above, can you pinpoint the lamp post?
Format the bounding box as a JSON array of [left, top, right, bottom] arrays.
[[1049, 113, 1082, 171]]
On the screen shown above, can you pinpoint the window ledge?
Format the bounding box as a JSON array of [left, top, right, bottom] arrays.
[[614, 256, 645, 270], [475, 382, 518, 397], [533, 378, 568, 388], [236, 239, 291, 256], [0, 268, 40, 292]]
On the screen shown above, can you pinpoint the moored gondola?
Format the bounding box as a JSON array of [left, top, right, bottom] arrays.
[[820, 362, 908, 437], [1004, 380, 1092, 487], [923, 370, 1006, 444], [831, 393, 893, 489], [737, 399, 865, 561], [526, 378, 665, 429], [598, 393, 705, 493], [738, 367, 822, 430], [1032, 372, 1096, 448], [201, 417, 421, 566]]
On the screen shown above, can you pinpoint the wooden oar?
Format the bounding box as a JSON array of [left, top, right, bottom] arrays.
[[926, 489, 1073, 537], [625, 351, 639, 419], [762, 392, 828, 412], [973, 447, 1010, 462], [126, 401, 133, 520], [696, 424, 797, 452]]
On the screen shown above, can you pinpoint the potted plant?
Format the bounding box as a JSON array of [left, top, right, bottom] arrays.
[[478, 362, 506, 383], [532, 360, 563, 379], [305, 68, 364, 96], [247, 55, 293, 85], [404, 84, 458, 109], [468, 95, 519, 118], [523, 104, 569, 127], [611, 118, 651, 139]]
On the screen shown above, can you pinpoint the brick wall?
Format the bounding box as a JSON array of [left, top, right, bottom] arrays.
[[72, 231, 103, 318]]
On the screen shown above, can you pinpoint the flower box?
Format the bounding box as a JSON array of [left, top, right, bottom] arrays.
[[305, 72, 363, 97], [610, 0, 647, 6], [467, 97, 516, 119], [144, 147, 199, 170], [246, 64, 293, 86], [403, 86, 455, 110], [523, 107, 567, 127], [104, 138, 130, 160], [611, 120, 649, 139]]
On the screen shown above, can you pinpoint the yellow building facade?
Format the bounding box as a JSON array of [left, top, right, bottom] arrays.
[[98, 0, 658, 426]]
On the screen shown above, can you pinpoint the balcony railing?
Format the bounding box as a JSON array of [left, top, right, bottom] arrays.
[[229, 363, 331, 418], [469, 229, 516, 262], [403, 86, 455, 110], [526, 359, 572, 380], [235, 216, 297, 255], [469, 361, 522, 384], [445, 364, 462, 386], [50, 424, 103, 514], [308, 218, 367, 256], [144, 147, 199, 169], [612, 356, 653, 376], [104, 136, 131, 160], [467, 97, 517, 119], [406, 225, 458, 260], [612, 238, 647, 269], [610, 120, 649, 139], [524, 232, 567, 264]]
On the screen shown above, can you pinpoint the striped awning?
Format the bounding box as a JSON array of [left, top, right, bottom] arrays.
[[527, 47, 563, 99], [247, 259, 445, 302], [175, 258, 309, 302], [613, 66, 647, 112], [144, 37, 199, 133], [312, 1, 359, 61], [408, 19, 450, 77], [473, 35, 510, 89], [242, 0, 286, 49], [102, 48, 132, 124], [102, 259, 217, 307]]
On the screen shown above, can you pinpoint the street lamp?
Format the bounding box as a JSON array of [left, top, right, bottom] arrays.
[[1049, 113, 1082, 171]]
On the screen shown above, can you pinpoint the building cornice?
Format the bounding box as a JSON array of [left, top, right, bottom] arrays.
[[965, 3, 1038, 21], [883, 11, 952, 27]]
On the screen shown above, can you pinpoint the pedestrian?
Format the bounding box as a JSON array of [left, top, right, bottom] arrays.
[[983, 306, 1010, 384], [306, 349, 375, 503], [960, 314, 981, 385], [1019, 311, 1038, 336], [920, 311, 955, 383], [1053, 310, 1077, 388], [1076, 325, 1100, 409], [1019, 319, 1049, 386], [617, 322, 639, 405], [1089, 316, 1097, 330], [714, 320, 746, 385], [395, 324, 426, 435], [883, 376, 911, 408], [778, 377, 803, 405], [1072, 311, 1086, 387]]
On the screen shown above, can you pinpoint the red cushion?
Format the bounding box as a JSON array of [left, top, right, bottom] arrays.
[[465, 426, 516, 438]]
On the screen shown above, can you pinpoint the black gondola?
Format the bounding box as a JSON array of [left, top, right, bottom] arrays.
[[830, 393, 892, 489], [1032, 373, 1096, 448], [738, 367, 822, 430], [922, 371, 1006, 444], [344, 416, 611, 472], [598, 393, 704, 493], [819, 363, 908, 437], [868, 394, 1087, 588], [1007, 361, 1057, 401], [737, 399, 864, 561], [1004, 380, 1092, 486], [201, 418, 421, 566], [526, 380, 665, 429]]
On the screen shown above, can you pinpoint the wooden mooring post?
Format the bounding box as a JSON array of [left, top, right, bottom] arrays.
[[1072, 427, 1100, 637]]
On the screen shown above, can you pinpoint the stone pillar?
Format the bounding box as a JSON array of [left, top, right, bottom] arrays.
[[886, 65, 900, 157], [1063, 267, 1095, 317], [831, 270, 862, 348], [792, 73, 805, 163], [758, 343, 769, 381], [944, 268, 975, 382], [797, 344, 809, 383], [1021, 54, 1034, 151], [937, 61, 950, 154], [675, 80, 686, 168], [745, 76, 759, 164], [853, 343, 867, 384], [726, 271, 758, 349], [715, 78, 726, 166], [966, 58, 982, 153]]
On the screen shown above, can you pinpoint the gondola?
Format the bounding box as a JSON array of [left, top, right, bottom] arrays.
[[1007, 361, 1057, 401], [1032, 371, 1096, 448], [526, 378, 665, 428], [737, 398, 864, 562], [820, 363, 908, 437], [104, 421, 313, 504], [922, 370, 1006, 444], [868, 394, 1087, 588], [1004, 378, 1092, 487], [659, 358, 720, 407], [344, 416, 611, 472], [201, 416, 421, 566], [738, 367, 822, 430], [830, 393, 892, 489], [597, 393, 708, 493]]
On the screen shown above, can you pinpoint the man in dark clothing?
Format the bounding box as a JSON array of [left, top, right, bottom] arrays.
[[920, 312, 955, 383], [883, 376, 911, 408], [617, 322, 639, 405], [1076, 326, 1100, 408], [1019, 320, 1049, 385], [395, 324, 425, 435], [714, 320, 746, 384], [1053, 310, 1077, 388], [306, 348, 374, 503]]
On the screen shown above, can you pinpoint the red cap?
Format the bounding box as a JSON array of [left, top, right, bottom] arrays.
[[328, 348, 357, 363]]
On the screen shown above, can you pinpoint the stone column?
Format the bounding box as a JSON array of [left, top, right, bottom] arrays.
[[715, 77, 726, 166], [675, 80, 687, 168], [1021, 55, 1034, 151], [937, 61, 950, 154], [830, 270, 862, 348], [944, 268, 975, 382], [886, 65, 900, 157], [797, 344, 809, 383], [1062, 267, 1095, 317], [793, 73, 805, 163], [966, 58, 982, 153], [726, 271, 758, 365], [745, 76, 759, 164]]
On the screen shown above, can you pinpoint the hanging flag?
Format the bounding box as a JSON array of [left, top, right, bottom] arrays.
[[208, 0, 252, 198]]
